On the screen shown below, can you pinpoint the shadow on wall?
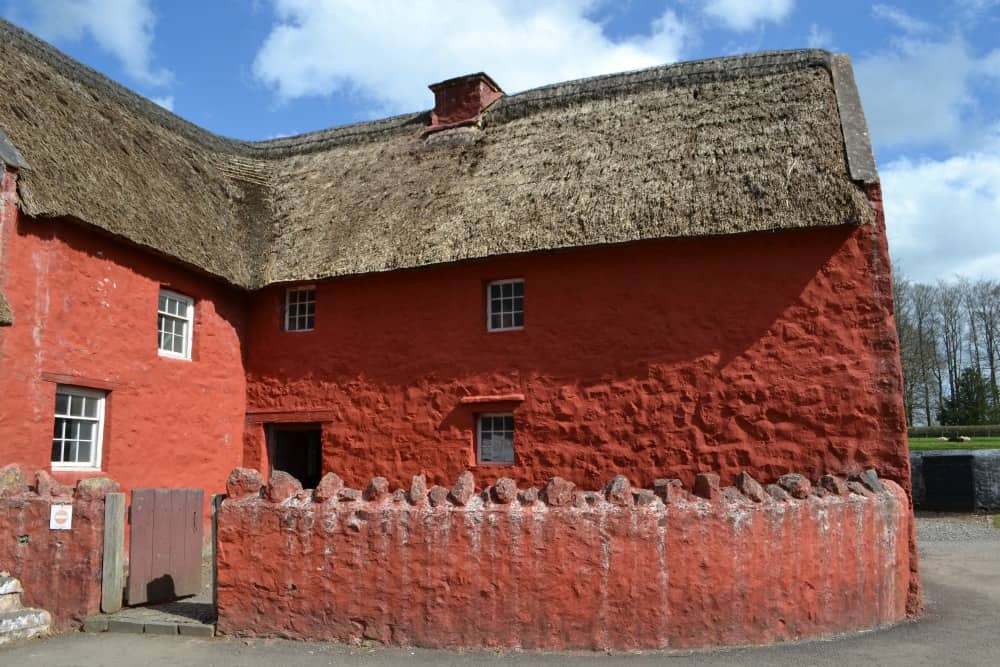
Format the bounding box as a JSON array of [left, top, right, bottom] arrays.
[[14, 215, 251, 341]]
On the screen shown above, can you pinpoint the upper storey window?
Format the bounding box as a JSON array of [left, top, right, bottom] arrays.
[[157, 289, 194, 359], [285, 287, 316, 332], [487, 279, 524, 331]]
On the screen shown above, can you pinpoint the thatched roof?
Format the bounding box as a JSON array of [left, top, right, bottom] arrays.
[[0, 19, 877, 289]]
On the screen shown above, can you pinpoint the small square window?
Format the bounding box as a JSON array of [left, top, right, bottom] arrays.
[[157, 289, 194, 359], [477, 413, 515, 464], [51, 385, 106, 470], [285, 287, 316, 332], [487, 280, 524, 331]]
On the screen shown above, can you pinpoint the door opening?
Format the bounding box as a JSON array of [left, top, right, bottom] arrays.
[[267, 424, 323, 489], [923, 455, 975, 511]]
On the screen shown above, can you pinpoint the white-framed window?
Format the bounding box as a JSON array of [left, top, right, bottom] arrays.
[[487, 279, 524, 331], [285, 286, 316, 332], [51, 385, 106, 470], [477, 413, 515, 464], [157, 289, 194, 359]]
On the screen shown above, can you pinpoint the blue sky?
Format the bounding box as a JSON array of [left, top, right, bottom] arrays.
[[2, 1, 999, 283]]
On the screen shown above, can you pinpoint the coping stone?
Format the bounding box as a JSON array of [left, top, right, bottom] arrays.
[[178, 623, 216, 638], [143, 621, 179, 635], [106, 618, 145, 634]]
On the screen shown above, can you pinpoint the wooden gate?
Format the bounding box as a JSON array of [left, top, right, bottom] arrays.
[[127, 489, 203, 606]]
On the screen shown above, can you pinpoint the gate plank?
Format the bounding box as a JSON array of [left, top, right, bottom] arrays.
[[187, 490, 204, 596], [169, 489, 188, 596], [150, 489, 173, 602], [127, 490, 154, 605]]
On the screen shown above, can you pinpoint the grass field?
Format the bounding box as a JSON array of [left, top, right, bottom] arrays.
[[908, 437, 1000, 451]]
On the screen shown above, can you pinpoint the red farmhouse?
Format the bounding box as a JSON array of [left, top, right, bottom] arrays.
[[0, 21, 907, 521]]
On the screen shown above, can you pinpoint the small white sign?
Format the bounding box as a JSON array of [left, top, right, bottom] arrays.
[[50, 504, 73, 530]]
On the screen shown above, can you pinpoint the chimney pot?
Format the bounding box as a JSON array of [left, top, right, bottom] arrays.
[[428, 73, 504, 128]]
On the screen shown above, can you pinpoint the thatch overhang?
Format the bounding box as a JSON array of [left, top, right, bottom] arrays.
[[0, 19, 878, 290]]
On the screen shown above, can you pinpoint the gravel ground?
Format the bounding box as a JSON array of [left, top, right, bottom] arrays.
[[915, 513, 1000, 541]]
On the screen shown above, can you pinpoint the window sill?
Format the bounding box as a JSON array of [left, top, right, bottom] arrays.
[[460, 394, 525, 405], [487, 326, 524, 333], [51, 465, 101, 472], [157, 351, 192, 361], [474, 461, 517, 467]]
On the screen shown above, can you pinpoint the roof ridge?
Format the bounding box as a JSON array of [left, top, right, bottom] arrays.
[[1, 17, 835, 160], [487, 49, 833, 124]]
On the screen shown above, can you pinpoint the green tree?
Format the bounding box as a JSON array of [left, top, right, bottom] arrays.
[[938, 367, 992, 425]]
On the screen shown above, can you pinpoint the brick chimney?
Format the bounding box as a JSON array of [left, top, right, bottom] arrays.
[[428, 73, 504, 128]]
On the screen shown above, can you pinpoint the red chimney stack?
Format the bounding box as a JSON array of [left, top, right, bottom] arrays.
[[428, 73, 504, 128]]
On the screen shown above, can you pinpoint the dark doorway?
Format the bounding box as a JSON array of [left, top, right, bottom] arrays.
[[923, 455, 975, 512], [267, 424, 323, 489]]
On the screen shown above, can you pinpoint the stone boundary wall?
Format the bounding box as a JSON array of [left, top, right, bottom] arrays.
[[217, 467, 914, 650], [911, 449, 1000, 512], [0, 464, 117, 628]]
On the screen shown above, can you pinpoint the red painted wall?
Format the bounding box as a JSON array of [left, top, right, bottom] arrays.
[[244, 215, 908, 494], [0, 466, 116, 628], [0, 170, 248, 510], [217, 472, 913, 649]]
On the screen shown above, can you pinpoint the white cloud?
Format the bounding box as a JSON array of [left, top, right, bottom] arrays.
[[806, 23, 832, 49], [15, 0, 170, 86], [253, 0, 689, 112], [151, 95, 174, 111], [872, 4, 932, 35], [701, 0, 794, 32], [855, 36, 997, 149], [883, 133, 1000, 282]]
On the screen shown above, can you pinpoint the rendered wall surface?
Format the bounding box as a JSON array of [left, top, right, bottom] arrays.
[[244, 216, 908, 495], [0, 179, 248, 510], [217, 468, 913, 650], [0, 465, 115, 628]]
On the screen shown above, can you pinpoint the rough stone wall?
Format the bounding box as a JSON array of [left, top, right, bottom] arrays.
[[217, 467, 912, 650], [0, 464, 116, 628], [0, 199, 248, 517], [244, 220, 910, 495]]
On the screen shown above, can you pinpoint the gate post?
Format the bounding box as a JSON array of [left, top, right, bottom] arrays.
[[211, 494, 225, 607], [101, 492, 126, 613]]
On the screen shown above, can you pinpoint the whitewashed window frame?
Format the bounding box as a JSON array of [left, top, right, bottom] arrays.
[[284, 286, 316, 332], [477, 413, 515, 464], [51, 385, 106, 471], [157, 289, 194, 360], [486, 279, 524, 332]]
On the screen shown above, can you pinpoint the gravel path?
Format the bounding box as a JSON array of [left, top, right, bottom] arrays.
[[915, 513, 1000, 541]]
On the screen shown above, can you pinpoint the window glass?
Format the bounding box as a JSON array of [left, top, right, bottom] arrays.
[[51, 386, 106, 470], [285, 287, 317, 332], [478, 413, 515, 464], [487, 280, 524, 331], [157, 289, 193, 359]]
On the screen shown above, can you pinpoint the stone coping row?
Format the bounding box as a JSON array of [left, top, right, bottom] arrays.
[[0, 464, 119, 501], [225, 467, 890, 509]]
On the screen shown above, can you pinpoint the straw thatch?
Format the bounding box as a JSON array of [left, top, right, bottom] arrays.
[[0, 290, 12, 326], [0, 19, 876, 289]]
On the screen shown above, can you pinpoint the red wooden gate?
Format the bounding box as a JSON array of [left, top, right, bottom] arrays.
[[127, 489, 203, 605]]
